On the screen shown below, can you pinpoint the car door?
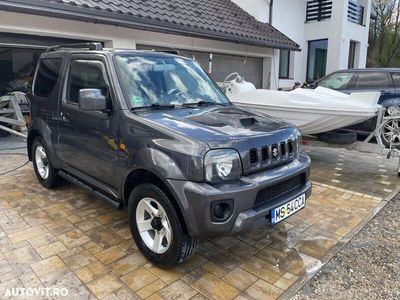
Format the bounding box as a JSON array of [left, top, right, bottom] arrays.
[[58, 55, 119, 187], [348, 71, 396, 104], [345, 71, 395, 132]]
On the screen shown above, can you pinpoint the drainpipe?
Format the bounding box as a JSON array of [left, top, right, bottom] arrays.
[[269, 0, 273, 24]]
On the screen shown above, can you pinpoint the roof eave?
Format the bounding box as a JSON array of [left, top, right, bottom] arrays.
[[0, 0, 300, 51]]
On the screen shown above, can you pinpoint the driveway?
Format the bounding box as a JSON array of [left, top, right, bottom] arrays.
[[0, 139, 399, 299]]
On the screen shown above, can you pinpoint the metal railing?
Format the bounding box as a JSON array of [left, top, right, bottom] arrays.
[[348, 0, 364, 25], [306, 0, 332, 22]]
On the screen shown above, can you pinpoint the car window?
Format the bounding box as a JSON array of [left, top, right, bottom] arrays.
[[114, 55, 230, 108], [33, 58, 63, 97], [318, 72, 353, 90], [66, 60, 108, 104], [354, 72, 392, 88], [391, 73, 400, 88]]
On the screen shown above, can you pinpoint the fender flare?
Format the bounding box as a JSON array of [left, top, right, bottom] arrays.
[[27, 119, 61, 168]]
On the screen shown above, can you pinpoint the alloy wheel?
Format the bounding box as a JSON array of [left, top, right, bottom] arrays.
[[382, 119, 400, 145], [35, 145, 49, 180], [136, 197, 172, 254]]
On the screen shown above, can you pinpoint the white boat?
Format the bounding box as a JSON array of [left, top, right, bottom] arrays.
[[226, 76, 381, 135]]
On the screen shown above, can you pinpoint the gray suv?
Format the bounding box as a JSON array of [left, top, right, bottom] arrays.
[[28, 43, 311, 267]]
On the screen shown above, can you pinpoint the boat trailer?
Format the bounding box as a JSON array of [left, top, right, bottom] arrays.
[[305, 106, 400, 176], [0, 93, 28, 139]]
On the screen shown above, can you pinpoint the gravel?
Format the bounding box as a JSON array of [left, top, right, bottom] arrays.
[[293, 194, 400, 300]]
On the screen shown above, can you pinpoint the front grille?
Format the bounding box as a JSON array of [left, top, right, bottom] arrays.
[[249, 148, 258, 164], [248, 139, 296, 170], [255, 173, 306, 207]]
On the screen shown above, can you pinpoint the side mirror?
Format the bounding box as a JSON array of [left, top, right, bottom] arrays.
[[308, 83, 317, 89], [78, 89, 107, 112]]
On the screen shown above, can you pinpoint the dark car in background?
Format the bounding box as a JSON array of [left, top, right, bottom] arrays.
[[314, 68, 400, 147]]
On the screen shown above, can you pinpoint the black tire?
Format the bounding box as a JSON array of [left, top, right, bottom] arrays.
[[32, 137, 59, 188], [318, 129, 357, 145], [128, 183, 198, 268]]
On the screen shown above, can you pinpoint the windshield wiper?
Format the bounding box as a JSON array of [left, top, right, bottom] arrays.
[[181, 101, 223, 107], [131, 103, 176, 111]]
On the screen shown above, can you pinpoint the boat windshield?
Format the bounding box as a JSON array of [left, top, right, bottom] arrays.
[[114, 54, 230, 109]]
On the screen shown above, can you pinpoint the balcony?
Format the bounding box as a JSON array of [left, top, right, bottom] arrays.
[[306, 0, 332, 22], [348, 0, 364, 25]]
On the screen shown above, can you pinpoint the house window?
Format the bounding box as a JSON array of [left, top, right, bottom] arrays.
[[307, 39, 328, 81], [348, 41, 357, 69], [279, 50, 290, 79]]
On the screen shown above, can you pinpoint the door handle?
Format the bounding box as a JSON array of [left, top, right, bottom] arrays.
[[60, 112, 70, 121]]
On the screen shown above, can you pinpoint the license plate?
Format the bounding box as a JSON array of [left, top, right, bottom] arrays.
[[271, 194, 306, 225]]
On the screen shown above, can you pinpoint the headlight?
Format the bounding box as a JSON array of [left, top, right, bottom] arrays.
[[295, 128, 303, 152], [204, 149, 242, 183]]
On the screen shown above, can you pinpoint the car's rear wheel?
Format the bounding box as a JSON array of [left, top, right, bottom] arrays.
[[32, 137, 59, 188], [128, 183, 198, 268]]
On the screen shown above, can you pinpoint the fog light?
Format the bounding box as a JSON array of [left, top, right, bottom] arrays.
[[210, 200, 233, 222]]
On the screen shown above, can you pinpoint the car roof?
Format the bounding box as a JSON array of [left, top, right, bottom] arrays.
[[335, 68, 400, 73], [40, 48, 191, 61]]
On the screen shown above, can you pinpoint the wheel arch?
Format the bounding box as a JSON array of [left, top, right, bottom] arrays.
[[123, 168, 189, 234]]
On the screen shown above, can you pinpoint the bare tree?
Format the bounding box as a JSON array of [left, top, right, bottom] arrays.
[[368, 0, 400, 67]]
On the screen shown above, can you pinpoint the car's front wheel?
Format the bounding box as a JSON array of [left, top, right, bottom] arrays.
[[128, 183, 198, 268]]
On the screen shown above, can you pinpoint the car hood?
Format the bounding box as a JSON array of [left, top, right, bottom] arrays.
[[135, 105, 295, 147]]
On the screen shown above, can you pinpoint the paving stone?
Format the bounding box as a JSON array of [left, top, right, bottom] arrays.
[[146, 263, 184, 284], [222, 267, 258, 291], [95, 246, 127, 265], [86, 273, 124, 298], [244, 279, 284, 300], [5, 245, 42, 266], [157, 279, 197, 300], [57, 229, 91, 248], [192, 273, 240, 300], [109, 252, 146, 277], [121, 266, 157, 291], [35, 241, 68, 259], [31, 255, 68, 278], [240, 257, 283, 284], [136, 278, 166, 298], [61, 249, 97, 270]]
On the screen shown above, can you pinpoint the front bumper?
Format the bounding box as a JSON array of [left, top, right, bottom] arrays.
[[166, 152, 312, 239]]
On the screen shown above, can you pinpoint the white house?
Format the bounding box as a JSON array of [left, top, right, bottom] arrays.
[[233, 0, 372, 89]]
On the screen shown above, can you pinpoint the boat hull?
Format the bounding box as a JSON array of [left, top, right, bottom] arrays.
[[233, 103, 375, 134], [228, 87, 381, 135]]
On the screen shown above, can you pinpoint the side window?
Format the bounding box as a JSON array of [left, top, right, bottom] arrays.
[[391, 73, 400, 88], [318, 72, 353, 90], [355, 72, 392, 88], [33, 58, 63, 97], [66, 60, 108, 104]]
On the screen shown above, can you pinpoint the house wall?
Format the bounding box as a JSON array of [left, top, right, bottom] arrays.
[[235, 0, 371, 88], [231, 0, 271, 23], [0, 10, 279, 89]]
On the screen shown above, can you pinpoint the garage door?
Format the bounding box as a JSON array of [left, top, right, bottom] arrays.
[[136, 45, 264, 88], [0, 33, 89, 96]]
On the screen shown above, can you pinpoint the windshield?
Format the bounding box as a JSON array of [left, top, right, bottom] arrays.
[[114, 54, 230, 108]]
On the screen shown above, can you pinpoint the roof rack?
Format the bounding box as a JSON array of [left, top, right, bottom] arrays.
[[46, 42, 103, 52]]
